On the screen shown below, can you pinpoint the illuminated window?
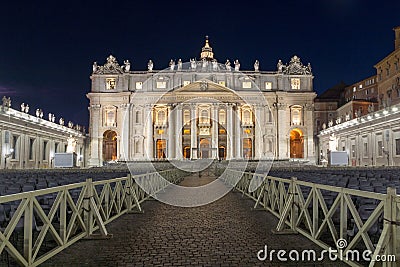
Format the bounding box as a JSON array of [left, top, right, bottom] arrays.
[[242, 109, 252, 124], [242, 81, 252, 89], [104, 108, 116, 126], [219, 110, 226, 124], [353, 87, 356, 92], [157, 110, 166, 124], [158, 129, 165, 135], [290, 78, 300, 90], [200, 109, 209, 124], [244, 128, 251, 134], [106, 78, 116, 89], [219, 129, 226, 134], [135, 82, 143, 89], [265, 82, 272, 90], [184, 110, 190, 125], [183, 129, 190, 135], [156, 81, 167, 89], [218, 81, 226, 87], [292, 109, 301, 125], [183, 81, 190, 86]]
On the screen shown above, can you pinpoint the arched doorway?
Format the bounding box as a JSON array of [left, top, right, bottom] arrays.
[[103, 130, 117, 161], [156, 139, 166, 159], [199, 138, 210, 159], [218, 145, 226, 160], [290, 128, 304, 158], [183, 146, 191, 159], [243, 138, 253, 159]]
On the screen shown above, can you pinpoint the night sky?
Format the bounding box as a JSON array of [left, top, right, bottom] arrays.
[[0, 0, 399, 127]]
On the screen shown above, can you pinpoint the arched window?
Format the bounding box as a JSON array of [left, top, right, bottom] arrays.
[[219, 110, 226, 124], [135, 111, 141, 123], [243, 110, 251, 124], [158, 110, 166, 124], [200, 109, 209, 124], [184, 110, 190, 125], [135, 140, 140, 153]]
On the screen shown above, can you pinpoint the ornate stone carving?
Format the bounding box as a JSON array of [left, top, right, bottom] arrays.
[[147, 60, 154, 71], [169, 59, 175, 71], [190, 58, 197, 70], [283, 55, 312, 75], [225, 59, 231, 71], [177, 59, 182, 71], [123, 60, 130, 72], [200, 81, 208, 91], [254, 60, 259, 72], [93, 55, 123, 74], [234, 60, 240, 71]]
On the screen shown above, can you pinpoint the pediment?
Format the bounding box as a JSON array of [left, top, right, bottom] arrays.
[[173, 79, 234, 94]]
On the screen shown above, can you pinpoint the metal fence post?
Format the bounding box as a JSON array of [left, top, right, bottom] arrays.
[[84, 178, 94, 237], [290, 177, 298, 231]]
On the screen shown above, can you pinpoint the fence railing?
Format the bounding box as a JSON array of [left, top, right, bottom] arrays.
[[220, 168, 400, 267], [0, 169, 186, 266]]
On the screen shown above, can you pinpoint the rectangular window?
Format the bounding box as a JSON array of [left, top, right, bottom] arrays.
[[106, 78, 116, 89], [29, 138, 34, 160], [183, 81, 190, 86], [351, 145, 355, 158], [242, 81, 252, 89], [135, 81, 143, 90], [265, 82, 272, 90], [218, 81, 226, 87], [363, 143, 368, 157], [396, 139, 400, 155], [55, 142, 59, 153], [11, 135, 18, 159], [291, 78, 300, 90], [378, 141, 383, 156], [43, 141, 48, 161], [156, 81, 166, 89]]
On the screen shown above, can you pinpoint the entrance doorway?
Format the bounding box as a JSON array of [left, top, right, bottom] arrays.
[[103, 130, 117, 161], [183, 146, 191, 159], [290, 128, 304, 158], [218, 145, 226, 160], [199, 138, 210, 159], [243, 138, 252, 159], [156, 139, 166, 159]]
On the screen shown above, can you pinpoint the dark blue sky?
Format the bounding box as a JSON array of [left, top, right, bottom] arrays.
[[0, 0, 399, 127]]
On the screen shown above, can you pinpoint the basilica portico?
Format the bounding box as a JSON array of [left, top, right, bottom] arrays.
[[87, 37, 316, 166]]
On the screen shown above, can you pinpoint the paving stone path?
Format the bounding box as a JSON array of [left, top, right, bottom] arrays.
[[42, 172, 348, 267]]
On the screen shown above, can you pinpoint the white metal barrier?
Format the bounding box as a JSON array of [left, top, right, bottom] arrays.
[[0, 169, 186, 266], [221, 168, 400, 267]]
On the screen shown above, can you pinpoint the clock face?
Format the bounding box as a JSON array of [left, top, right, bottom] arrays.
[[291, 78, 300, 90]]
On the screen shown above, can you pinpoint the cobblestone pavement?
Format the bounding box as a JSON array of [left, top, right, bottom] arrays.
[[42, 172, 348, 267]]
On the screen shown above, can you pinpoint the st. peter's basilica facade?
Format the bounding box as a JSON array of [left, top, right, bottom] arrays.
[[87, 38, 316, 166]]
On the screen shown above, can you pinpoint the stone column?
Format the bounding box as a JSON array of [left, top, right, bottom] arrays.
[[167, 104, 175, 159], [145, 105, 154, 159], [175, 104, 183, 159], [88, 104, 102, 166], [190, 104, 198, 159], [211, 103, 219, 159], [119, 104, 130, 161], [226, 104, 233, 160], [254, 104, 262, 160], [235, 104, 242, 159]]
